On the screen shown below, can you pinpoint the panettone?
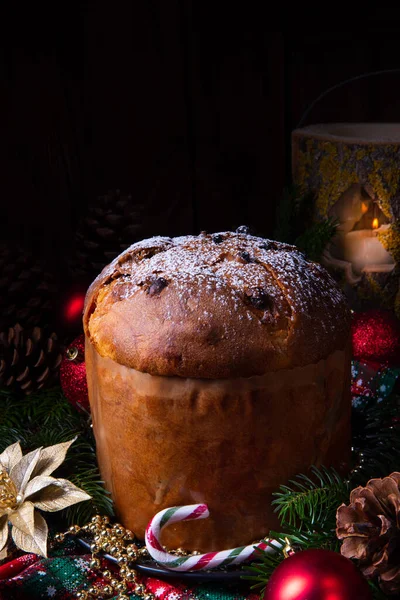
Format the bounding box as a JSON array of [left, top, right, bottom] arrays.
[[84, 230, 352, 551]]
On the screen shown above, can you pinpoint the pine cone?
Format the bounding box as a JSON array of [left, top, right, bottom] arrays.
[[336, 472, 400, 594], [70, 190, 147, 279], [0, 245, 57, 331], [0, 324, 63, 395]]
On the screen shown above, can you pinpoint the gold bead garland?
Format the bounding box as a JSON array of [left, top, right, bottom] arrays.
[[55, 515, 147, 599], [56, 515, 193, 600]]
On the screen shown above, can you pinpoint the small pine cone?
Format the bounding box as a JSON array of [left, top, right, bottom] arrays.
[[69, 189, 147, 279], [0, 324, 63, 395], [0, 245, 57, 331], [336, 472, 400, 594]]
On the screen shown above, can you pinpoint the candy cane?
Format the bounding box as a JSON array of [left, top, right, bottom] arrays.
[[145, 503, 278, 572]]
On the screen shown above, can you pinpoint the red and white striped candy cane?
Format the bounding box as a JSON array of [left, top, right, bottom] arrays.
[[145, 503, 276, 572]]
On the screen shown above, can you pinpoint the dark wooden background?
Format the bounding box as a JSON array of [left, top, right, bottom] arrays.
[[2, 7, 400, 271]]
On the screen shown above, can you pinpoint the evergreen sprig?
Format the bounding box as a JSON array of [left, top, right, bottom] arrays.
[[0, 386, 114, 525], [62, 468, 114, 526], [243, 525, 344, 591], [272, 465, 349, 528], [242, 539, 287, 590], [273, 184, 339, 262], [294, 217, 339, 262], [244, 468, 345, 591], [273, 185, 315, 245]]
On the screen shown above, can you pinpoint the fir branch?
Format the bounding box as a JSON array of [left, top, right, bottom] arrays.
[[273, 184, 338, 262], [242, 541, 286, 591], [62, 468, 114, 526], [19, 387, 85, 430], [243, 526, 340, 591], [273, 185, 316, 244], [0, 390, 24, 429], [273, 186, 298, 243], [28, 427, 76, 448], [0, 385, 114, 526], [276, 524, 340, 552], [272, 466, 349, 528], [0, 425, 26, 449], [295, 217, 339, 262]]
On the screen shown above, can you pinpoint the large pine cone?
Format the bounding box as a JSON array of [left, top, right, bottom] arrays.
[[336, 472, 400, 594], [0, 245, 57, 331], [69, 190, 147, 279], [0, 324, 63, 395]]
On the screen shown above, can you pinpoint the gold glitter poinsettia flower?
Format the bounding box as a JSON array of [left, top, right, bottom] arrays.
[[0, 438, 91, 558]]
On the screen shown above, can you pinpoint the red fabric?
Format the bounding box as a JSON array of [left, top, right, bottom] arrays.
[[0, 555, 38, 580], [0, 549, 257, 599]]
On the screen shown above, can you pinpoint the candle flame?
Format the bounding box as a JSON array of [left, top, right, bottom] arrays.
[[361, 202, 369, 214], [372, 218, 379, 229]]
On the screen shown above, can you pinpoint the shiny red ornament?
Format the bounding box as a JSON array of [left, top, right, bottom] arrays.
[[58, 285, 87, 334], [264, 549, 371, 600], [60, 334, 89, 413], [64, 293, 86, 323], [352, 309, 400, 364]]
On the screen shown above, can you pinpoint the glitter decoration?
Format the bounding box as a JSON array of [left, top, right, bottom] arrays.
[[60, 334, 90, 412], [0, 439, 90, 559], [352, 310, 400, 364], [351, 359, 400, 401]]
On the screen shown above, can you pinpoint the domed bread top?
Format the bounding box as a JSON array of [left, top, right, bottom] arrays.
[[83, 231, 351, 378]]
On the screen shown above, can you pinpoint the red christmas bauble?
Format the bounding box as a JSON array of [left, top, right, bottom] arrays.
[[60, 334, 90, 413], [264, 549, 371, 600], [64, 292, 86, 324], [58, 283, 87, 335], [352, 309, 400, 364]]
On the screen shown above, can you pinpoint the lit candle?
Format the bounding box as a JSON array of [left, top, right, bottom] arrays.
[[341, 221, 394, 273]]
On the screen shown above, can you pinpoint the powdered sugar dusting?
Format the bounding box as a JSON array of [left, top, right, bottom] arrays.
[[85, 231, 351, 375], [95, 232, 347, 341]]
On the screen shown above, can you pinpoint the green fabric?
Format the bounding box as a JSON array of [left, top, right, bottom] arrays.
[[0, 537, 258, 599]]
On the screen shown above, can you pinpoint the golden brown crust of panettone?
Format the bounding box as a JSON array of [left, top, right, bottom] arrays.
[[83, 231, 351, 378]]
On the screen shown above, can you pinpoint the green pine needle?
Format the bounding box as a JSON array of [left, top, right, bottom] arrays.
[[272, 466, 349, 528], [242, 526, 341, 592], [0, 425, 26, 448], [295, 217, 339, 262], [273, 185, 299, 243], [62, 468, 114, 526], [273, 185, 316, 245], [0, 390, 25, 429], [273, 184, 339, 262], [242, 540, 286, 591]]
